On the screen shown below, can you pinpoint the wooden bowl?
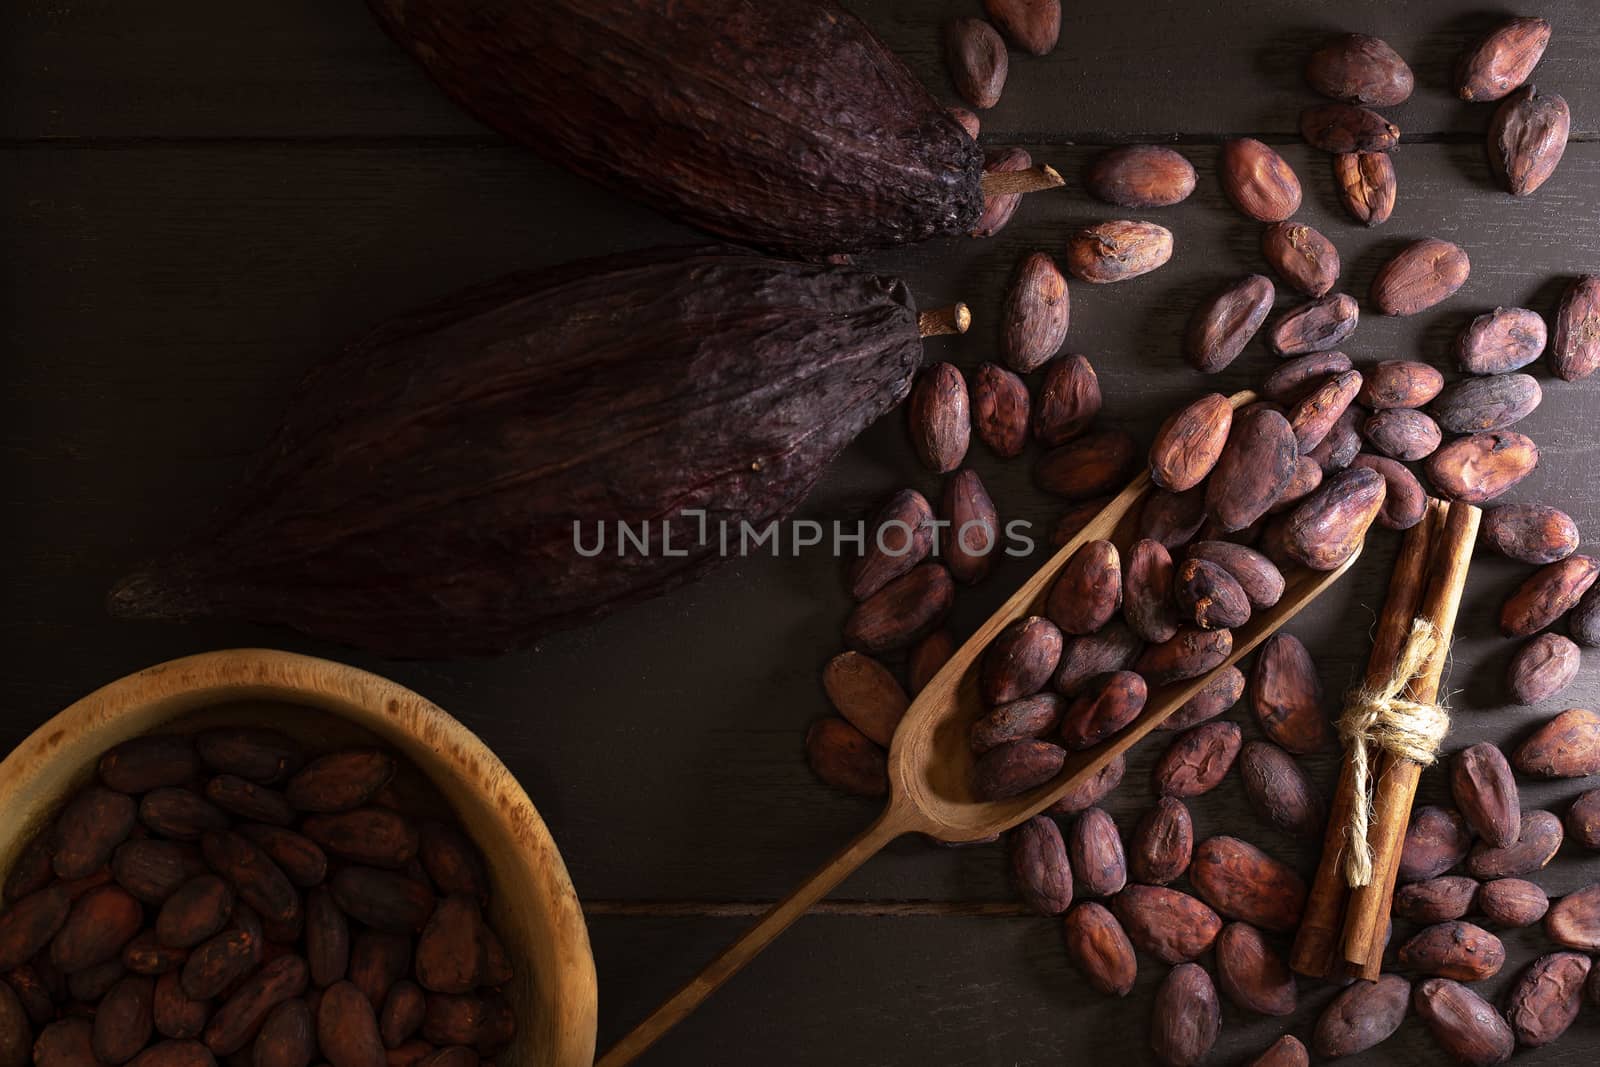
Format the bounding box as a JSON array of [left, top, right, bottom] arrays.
[[0, 648, 597, 1067]]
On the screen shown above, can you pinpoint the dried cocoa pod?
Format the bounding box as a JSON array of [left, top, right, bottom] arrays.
[[805, 717, 887, 797], [1031, 354, 1101, 446], [156, 876, 234, 951], [1503, 952, 1588, 1048], [1269, 294, 1359, 356], [1362, 408, 1441, 461], [1174, 558, 1250, 630], [1568, 789, 1600, 849], [1058, 671, 1147, 750], [972, 695, 1066, 755], [1395, 877, 1480, 924], [1045, 754, 1125, 817], [850, 489, 935, 602], [303, 809, 420, 871], [1457, 16, 1551, 102], [1313, 974, 1411, 1058], [1507, 633, 1580, 705], [1283, 466, 1385, 570], [204, 777, 293, 828], [234, 826, 327, 890], [973, 740, 1064, 801], [1001, 253, 1070, 373], [318, 980, 385, 1067], [1301, 103, 1399, 153], [380, 981, 426, 1050], [91, 974, 154, 1064], [1184, 275, 1274, 373], [181, 931, 258, 1001], [907, 363, 969, 473], [1374, 239, 1471, 317], [1434, 374, 1541, 434], [1149, 393, 1232, 492], [304, 887, 350, 989], [255, 999, 313, 1067], [1220, 139, 1301, 222], [1262, 222, 1340, 298], [1289, 369, 1361, 452], [1482, 504, 1578, 564], [1306, 34, 1413, 106], [1205, 406, 1297, 532], [112, 841, 206, 907], [152, 971, 206, 1040], [1190, 835, 1305, 932], [1262, 351, 1353, 405], [1551, 275, 1600, 381], [1111, 885, 1220, 964], [0, 887, 70, 972], [1514, 708, 1600, 777], [941, 469, 1000, 586], [823, 651, 908, 749], [52, 787, 137, 881], [199, 833, 299, 940], [1546, 883, 1600, 951], [123, 931, 187, 976], [1150, 963, 1219, 1067], [1348, 454, 1426, 531], [1307, 403, 1363, 474], [1137, 628, 1232, 687], [1249, 633, 1329, 755], [195, 730, 303, 786], [1573, 586, 1600, 648], [1187, 543, 1284, 609], [1036, 429, 1136, 499], [945, 17, 1007, 110], [1067, 808, 1127, 898], [1052, 621, 1143, 695], [1333, 151, 1396, 227], [1153, 722, 1240, 798], [1238, 741, 1322, 836], [1061, 902, 1135, 996], [906, 630, 955, 697], [1215, 921, 1295, 1016], [1489, 85, 1569, 197], [1417, 978, 1515, 1066], [1008, 816, 1072, 916], [285, 752, 394, 815], [1066, 221, 1172, 284], [201, 953, 306, 1055], [51, 885, 142, 972], [1046, 540, 1122, 636], [970, 364, 1030, 458], [1457, 307, 1547, 375], [1426, 431, 1539, 503], [1128, 797, 1192, 886], [1360, 360, 1444, 409], [1478, 878, 1548, 928], [1267, 456, 1323, 515], [972, 147, 1032, 237], [1451, 743, 1519, 848], [1158, 666, 1244, 731], [1138, 486, 1207, 549], [99, 736, 199, 795], [1248, 1036, 1308, 1067], [1398, 920, 1505, 981], [1466, 810, 1562, 878], [1402, 806, 1473, 882], [1084, 146, 1195, 208], [415, 897, 485, 996], [1502, 557, 1599, 637], [1124, 540, 1179, 644], [139, 790, 229, 843], [844, 562, 954, 655]]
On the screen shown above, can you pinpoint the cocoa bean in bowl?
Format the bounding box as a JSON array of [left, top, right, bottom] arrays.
[[0, 651, 596, 1067]]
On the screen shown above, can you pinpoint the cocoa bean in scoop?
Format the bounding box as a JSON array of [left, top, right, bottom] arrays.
[[980, 617, 1063, 706], [1124, 540, 1180, 645], [1052, 621, 1143, 695], [973, 740, 1065, 800], [1205, 406, 1297, 532], [1136, 628, 1232, 687], [1282, 466, 1385, 571], [1046, 540, 1122, 636], [1174, 558, 1250, 630], [1047, 754, 1126, 816], [1158, 666, 1244, 732], [1139, 486, 1208, 550], [1149, 393, 1232, 492], [970, 694, 1064, 754], [1059, 672, 1147, 751]]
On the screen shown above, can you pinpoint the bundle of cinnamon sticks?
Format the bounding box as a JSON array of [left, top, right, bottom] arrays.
[[1290, 497, 1481, 980]]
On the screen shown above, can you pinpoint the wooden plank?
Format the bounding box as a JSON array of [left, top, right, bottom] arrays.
[[5, 0, 1600, 141]]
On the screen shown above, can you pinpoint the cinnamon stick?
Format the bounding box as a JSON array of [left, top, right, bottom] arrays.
[[1289, 499, 1443, 977], [1340, 499, 1480, 978]]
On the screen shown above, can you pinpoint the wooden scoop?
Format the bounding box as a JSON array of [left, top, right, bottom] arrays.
[[597, 389, 1362, 1066]]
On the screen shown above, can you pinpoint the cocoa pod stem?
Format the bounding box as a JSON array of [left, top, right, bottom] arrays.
[[917, 304, 973, 337], [979, 164, 1065, 197]]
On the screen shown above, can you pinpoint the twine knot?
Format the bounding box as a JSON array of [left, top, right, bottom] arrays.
[[1336, 618, 1451, 888]]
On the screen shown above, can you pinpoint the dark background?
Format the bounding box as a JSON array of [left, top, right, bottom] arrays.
[[5, 0, 1600, 1063]]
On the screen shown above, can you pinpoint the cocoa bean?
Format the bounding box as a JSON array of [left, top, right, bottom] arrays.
[[304, 887, 350, 990], [1031, 354, 1101, 446], [970, 364, 1030, 458], [33, 1017, 97, 1067], [1307, 403, 1363, 473], [1262, 351, 1353, 405], [1084, 146, 1195, 208], [804, 718, 886, 797], [1149, 394, 1231, 492], [1505, 952, 1588, 1048], [199, 833, 298, 941], [1153, 722, 1240, 798], [1001, 254, 1070, 373], [972, 147, 1032, 238], [1289, 369, 1361, 452], [234, 826, 326, 890], [983, 0, 1059, 55], [3, 838, 53, 907], [970, 695, 1062, 755], [1215, 921, 1295, 1016], [1150, 963, 1218, 1067], [941, 469, 999, 585], [1426, 431, 1539, 503], [1306, 34, 1413, 106], [1059, 672, 1147, 751], [380, 981, 425, 1050], [1395, 877, 1480, 924], [1502, 556, 1599, 637], [156, 877, 234, 951], [1046, 540, 1121, 636], [121, 932, 186, 976], [1283, 466, 1385, 570], [1205, 406, 1297, 532], [1053, 501, 1109, 547], [328, 869, 433, 935], [1466, 809, 1562, 878], [1514, 708, 1600, 777], [972, 739, 1065, 801], [0, 888, 70, 972], [1238, 741, 1322, 836], [1036, 429, 1136, 499], [1417, 978, 1515, 1065], [906, 630, 956, 697], [254, 999, 313, 1067], [1067, 808, 1126, 898], [907, 363, 969, 473], [1111, 885, 1220, 964], [1362, 408, 1441, 461], [1551, 274, 1600, 382], [128, 1040, 216, 1067], [1262, 222, 1340, 298], [180, 931, 257, 1002], [1313, 973, 1410, 1057], [1174, 558, 1250, 630], [52, 787, 137, 881], [2, 965, 54, 1028], [1248, 1035, 1308, 1067], [302, 810, 420, 871], [844, 562, 954, 655], [1190, 835, 1305, 932], [1184, 275, 1274, 373], [139, 791, 228, 843], [1220, 139, 1301, 222], [1507, 633, 1580, 704], [152, 971, 205, 1040], [112, 842, 205, 907], [823, 652, 908, 749], [348, 931, 412, 1012], [1249, 634, 1329, 754], [1061, 902, 1135, 996], [1434, 374, 1541, 434], [1546, 883, 1600, 951], [99, 737, 199, 795], [1402, 806, 1473, 882], [92, 975, 153, 1064], [201, 953, 307, 1055], [1267, 456, 1323, 515], [1489, 85, 1569, 197], [1373, 239, 1471, 316], [1456, 16, 1552, 102], [1574, 585, 1600, 648], [1398, 920, 1505, 981], [1360, 360, 1444, 409], [849, 490, 935, 601], [1136, 627, 1232, 687], [195, 730, 303, 786], [1009, 816, 1072, 916], [1190, 543, 1283, 610], [1123, 540, 1179, 644], [1052, 621, 1143, 695], [1128, 797, 1192, 886], [1158, 666, 1244, 731], [420, 993, 513, 1054], [1450, 743, 1520, 850], [1482, 504, 1578, 564], [1477, 878, 1548, 928], [1269, 293, 1359, 355], [1066, 220, 1172, 284], [1138, 486, 1208, 550], [51, 886, 142, 973], [415, 898, 486, 996], [285, 752, 394, 815], [1348, 454, 1425, 530], [1568, 789, 1600, 849], [1045, 754, 1125, 817], [1301, 102, 1399, 153], [1457, 307, 1547, 375], [1333, 151, 1396, 227], [69, 959, 126, 1001], [318, 981, 384, 1067]]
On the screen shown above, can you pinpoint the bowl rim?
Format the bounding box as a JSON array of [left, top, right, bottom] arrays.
[[0, 647, 598, 1067]]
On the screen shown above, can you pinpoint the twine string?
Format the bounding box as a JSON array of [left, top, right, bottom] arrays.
[[1335, 618, 1451, 888]]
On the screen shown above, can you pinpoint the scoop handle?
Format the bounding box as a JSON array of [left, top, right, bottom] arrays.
[[594, 803, 915, 1066]]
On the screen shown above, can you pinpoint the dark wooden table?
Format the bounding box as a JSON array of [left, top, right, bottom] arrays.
[[5, 1, 1600, 1063]]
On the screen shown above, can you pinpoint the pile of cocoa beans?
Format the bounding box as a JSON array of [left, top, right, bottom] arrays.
[[803, 10, 1600, 1067], [0, 731, 516, 1067]]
